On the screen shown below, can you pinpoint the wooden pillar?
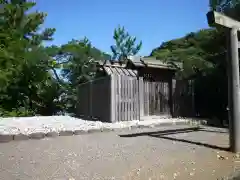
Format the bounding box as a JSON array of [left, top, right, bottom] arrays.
[[228, 28, 240, 153], [207, 10, 240, 153], [110, 75, 116, 123], [169, 78, 173, 117], [139, 77, 144, 118]]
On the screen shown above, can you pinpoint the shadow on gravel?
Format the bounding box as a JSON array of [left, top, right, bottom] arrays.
[[199, 129, 228, 134], [119, 127, 200, 138], [119, 127, 229, 152]]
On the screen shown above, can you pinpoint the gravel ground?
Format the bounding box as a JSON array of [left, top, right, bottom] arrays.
[[0, 125, 239, 180], [0, 116, 196, 136]]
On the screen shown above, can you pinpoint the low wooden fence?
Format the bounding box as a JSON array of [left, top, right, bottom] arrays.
[[77, 75, 195, 122], [110, 75, 143, 122], [77, 76, 112, 122], [143, 81, 171, 116], [172, 79, 195, 117]]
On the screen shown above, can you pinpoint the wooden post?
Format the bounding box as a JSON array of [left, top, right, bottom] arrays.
[[228, 28, 240, 152], [139, 77, 144, 118], [169, 78, 173, 117], [111, 75, 116, 123], [207, 11, 240, 152]]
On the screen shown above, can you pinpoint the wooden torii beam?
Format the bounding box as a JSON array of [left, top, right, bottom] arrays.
[[207, 11, 240, 153]]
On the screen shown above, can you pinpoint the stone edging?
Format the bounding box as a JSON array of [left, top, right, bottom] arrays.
[[0, 119, 207, 143]]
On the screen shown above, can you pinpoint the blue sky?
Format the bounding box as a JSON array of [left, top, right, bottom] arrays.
[[34, 0, 210, 56]]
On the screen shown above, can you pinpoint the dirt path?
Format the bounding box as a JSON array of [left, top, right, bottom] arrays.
[[0, 125, 239, 180]]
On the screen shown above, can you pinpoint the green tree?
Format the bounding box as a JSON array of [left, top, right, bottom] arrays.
[[0, 0, 59, 116], [48, 38, 110, 115], [110, 25, 142, 63], [151, 29, 220, 79], [209, 0, 240, 11], [209, 0, 240, 22], [150, 27, 229, 122]]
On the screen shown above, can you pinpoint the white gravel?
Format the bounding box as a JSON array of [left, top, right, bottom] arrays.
[[0, 116, 198, 135]]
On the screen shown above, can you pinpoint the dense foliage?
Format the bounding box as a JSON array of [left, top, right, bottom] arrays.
[[150, 1, 240, 122], [0, 0, 58, 116], [151, 29, 228, 121], [209, 0, 240, 12]]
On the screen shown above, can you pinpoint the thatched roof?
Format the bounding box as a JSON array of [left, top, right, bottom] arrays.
[[97, 60, 138, 77], [96, 56, 182, 77], [128, 56, 182, 70]]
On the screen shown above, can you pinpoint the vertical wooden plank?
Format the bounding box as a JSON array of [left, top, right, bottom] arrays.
[[139, 77, 144, 118], [157, 82, 161, 115], [156, 82, 161, 115], [144, 81, 146, 116], [168, 78, 173, 117], [120, 76, 125, 121], [128, 76, 131, 121], [119, 75, 123, 121], [166, 82, 170, 115], [131, 77, 134, 121], [134, 78, 138, 120], [113, 75, 118, 122], [115, 75, 118, 122], [166, 81, 169, 114], [138, 78, 141, 119], [110, 75, 116, 123], [125, 76, 128, 121], [125, 76, 129, 121], [147, 82, 150, 116], [172, 79, 176, 115], [149, 81, 152, 115], [117, 75, 120, 122], [136, 77, 139, 120], [143, 82, 146, 116], [156, 82, 159, 115], [146, 81, 149, 116], [122, 76, 125, 121], [158, 82, 161, 115], [160, 82, 163, 114], [129, 77, 133, 120], [163, 82, 166, 114], [157, 82, 160, 115], [127, 77, 131, 121], [154, 82, 156, 115], [150, 82, 153, 115], [144, 81, 149, 116], [131, 77, 134, 120], [148, 81, 150, 116], [161, 81, 164, 114], [116, 75, 119, 122], [153, 81, 156, 115], [164, 82, 167, 114], [118, 75, 121, 122], [123, 76, 126, 121], [129, 77, 132, 121], [150, 82, 152, 115], [135, 78, 138, 120], [151, 81, 153, 116], [153, 82, 155, 115], [167, 81, 170, 114], [126, 76, 129, 121], [115, 75, 119, 122]]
